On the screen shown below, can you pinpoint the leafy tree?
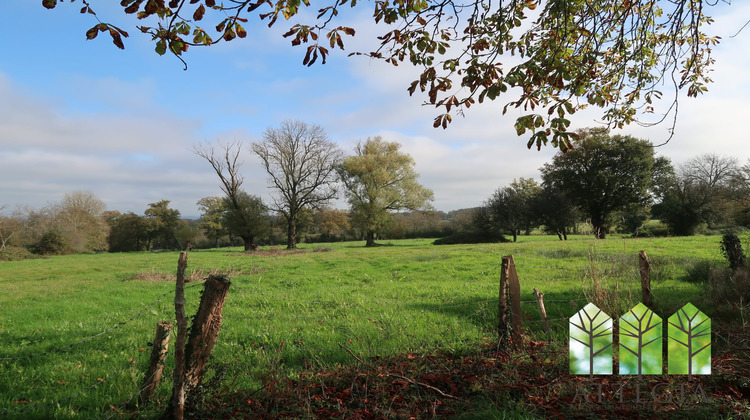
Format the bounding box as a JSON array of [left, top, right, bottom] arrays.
[[531, 183, 579, 241], [221, 192, 269, 250], [45, 0, 721, 149], [174, 220, 200, 251], [445, 208, 479, 233], [482, 187, 526, 243], [338, 137, 434, 246], [104, 211, 151, 252], [540, 129, 659, 239], [144, 200, 181, 249], [197, 196, 227, 248], [315, 207, 351, 241], [252, 120, 342, 249]]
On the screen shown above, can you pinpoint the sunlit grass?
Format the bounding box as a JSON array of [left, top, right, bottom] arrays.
[[0, 234, 727, 418]]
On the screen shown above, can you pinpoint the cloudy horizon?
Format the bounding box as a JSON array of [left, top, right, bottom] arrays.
[[2, 1, 750, 218]]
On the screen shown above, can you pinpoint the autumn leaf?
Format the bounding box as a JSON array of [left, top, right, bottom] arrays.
[[155, 39, 167, 55], [110, 30, 125, 49], [86, 26, 100, 40], [42, 0, 57, 9], [235, 23, 247, 38], [193, 4, 205, 21]]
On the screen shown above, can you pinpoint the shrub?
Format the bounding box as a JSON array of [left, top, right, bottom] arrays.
[[31, 230, 71, 255], [433, 231, 508, 245], [710, 267, 750, 313], [633, 219, 670, 237], [0, 246, 39, 261], [683, 260, 718, 283], [720, 234, 747, 271]]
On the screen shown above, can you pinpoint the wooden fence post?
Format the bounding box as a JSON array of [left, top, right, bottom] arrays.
[[500, 255, 523, 344], [138, 321, 172, 405], [184, 274, 232, 390], [499, 257, 510, 345], [532, 288, 550, 334], [170, 251, 189, 420], [639, 250, 655, 310]]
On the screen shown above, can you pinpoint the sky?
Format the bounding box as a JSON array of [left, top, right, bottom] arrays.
[[2, 1, 750, 218]]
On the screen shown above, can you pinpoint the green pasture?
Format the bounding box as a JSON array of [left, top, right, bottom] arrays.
[[0, 234, 732, 418]]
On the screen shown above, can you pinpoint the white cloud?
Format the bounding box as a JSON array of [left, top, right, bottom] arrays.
[[3, 1, 750, 218]]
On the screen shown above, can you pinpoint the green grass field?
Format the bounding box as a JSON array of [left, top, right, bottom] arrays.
[[0, 234, 740, 418]]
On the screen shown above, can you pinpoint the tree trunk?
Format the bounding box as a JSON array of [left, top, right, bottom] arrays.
[[563, 229, 568, 240], [556, 231, 563, 241], [286, 218, 297, 249], [242, 235, 255, 251], [365, 231, 376, 247], [591, 216, 607, 239], [512, 231, 517, 242]]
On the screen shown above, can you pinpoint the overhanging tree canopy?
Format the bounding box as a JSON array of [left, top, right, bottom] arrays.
[[43, 0, 724, 150]]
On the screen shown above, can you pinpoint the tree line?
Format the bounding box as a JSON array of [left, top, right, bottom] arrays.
[[462, 128, 750, 244], [0, 120, 437, 257], [3, 125, 750, 258]]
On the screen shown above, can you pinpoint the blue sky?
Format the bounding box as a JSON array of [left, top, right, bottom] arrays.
[[2, 1, 750, 218]]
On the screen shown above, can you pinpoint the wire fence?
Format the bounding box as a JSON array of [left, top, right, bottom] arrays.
[[0, 250, 711, 418]]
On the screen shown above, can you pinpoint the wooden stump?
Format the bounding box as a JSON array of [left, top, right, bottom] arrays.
[[184, 274, 231, 390], [533, 288, 550, 334], [500, 255, 523, 345], [139, 321, 172, 405], [639, 250, 655, 310]]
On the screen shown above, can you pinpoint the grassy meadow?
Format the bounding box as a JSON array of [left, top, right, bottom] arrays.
[[0, 234, 742, 418]]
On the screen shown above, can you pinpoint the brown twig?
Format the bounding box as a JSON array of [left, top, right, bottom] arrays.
[[387, 373, 468, 403], [337, 342, 365, 365]]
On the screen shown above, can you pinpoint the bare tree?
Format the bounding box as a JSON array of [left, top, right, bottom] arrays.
[[0, 206, 22, 252], [681, 154, 742, 191], [53, 191, 109, 253], [252, 120, 343, 249], [195, 141, 266, 251]]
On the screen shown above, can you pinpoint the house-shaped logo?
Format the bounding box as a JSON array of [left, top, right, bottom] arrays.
[[570, 302, 710, 378]]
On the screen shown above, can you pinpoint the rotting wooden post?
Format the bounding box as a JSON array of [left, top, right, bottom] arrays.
[[499, 257, 510, 345], [505, 255, 523, 340], [500, 255, 523, 345], [533, 288, 550, 334], [639, 250, 655, 310], [138, 321, 172, 406], [170, 251, 189, 420], [184, 274, 231, 390]]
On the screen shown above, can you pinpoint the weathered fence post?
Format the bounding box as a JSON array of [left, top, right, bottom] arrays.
[[532, 288, 550, 334], [170, 251, 189, 420], [499, 257, 510, 345], [500, 255, 523, 345], [138, 321, 172, 405], [184, 274, 232, 390], [164, 255, 232, 419], [639, 250, 655, 310]]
